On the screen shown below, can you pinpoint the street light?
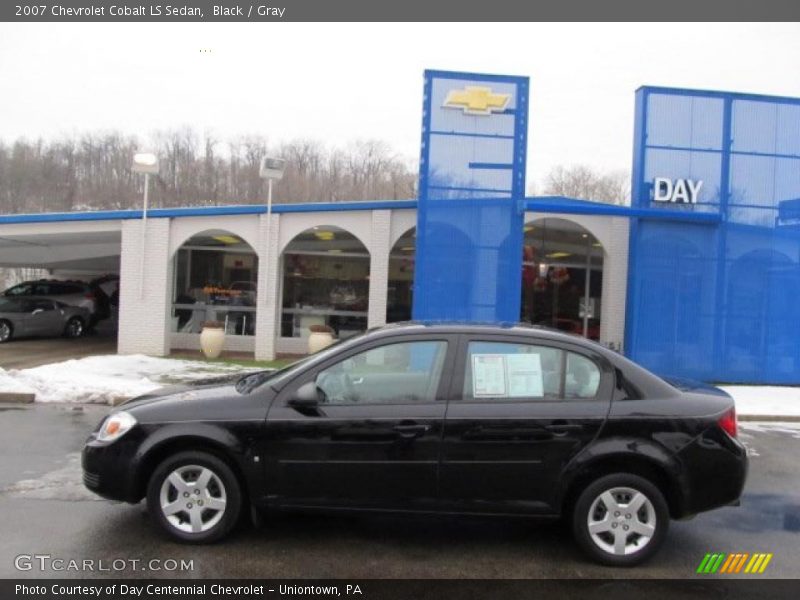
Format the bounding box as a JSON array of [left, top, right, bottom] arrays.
[[259, 156, 286, 207], [132, 152, 159, 298], [259, 156, 287, 308]]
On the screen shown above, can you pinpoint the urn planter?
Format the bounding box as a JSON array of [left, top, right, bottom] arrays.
[[200, 321, 226, 359]]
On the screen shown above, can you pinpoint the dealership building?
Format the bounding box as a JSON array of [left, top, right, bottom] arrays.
[[1, 70, 799, 385]]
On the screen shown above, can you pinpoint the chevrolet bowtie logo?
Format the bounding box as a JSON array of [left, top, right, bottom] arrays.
[[442, 86, 511, 116]]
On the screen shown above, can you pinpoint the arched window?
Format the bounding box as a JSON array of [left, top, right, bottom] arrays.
[[521, 218, 604, 340], [387, 227, 415, 322], [171, 230, 258, 337], [280, 226, 370, 340]]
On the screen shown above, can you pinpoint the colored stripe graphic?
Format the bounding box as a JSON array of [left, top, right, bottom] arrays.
[[697, 553, 712, 573], [720, 554, 736, 573], [698, 553, 727, 573], [734, 553, 749, 573], [758, 554, 773, 573], [697, 552, 772, 574]]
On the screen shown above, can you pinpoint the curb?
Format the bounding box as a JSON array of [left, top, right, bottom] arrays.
[[0, 392, 36, 404], [739, 414, 800, 423]]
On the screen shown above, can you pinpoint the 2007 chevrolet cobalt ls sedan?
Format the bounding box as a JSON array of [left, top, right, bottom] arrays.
[[83, 323, 747, 566]]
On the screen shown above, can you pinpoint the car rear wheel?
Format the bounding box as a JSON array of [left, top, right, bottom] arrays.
[[146, 451, 242, 543], [64, 317, 84, 338], [572, 473, 669, 566], [0, 320, 12, 343]]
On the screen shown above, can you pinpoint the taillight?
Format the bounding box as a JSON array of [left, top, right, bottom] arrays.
[[718, 407, 738, 438], [85, 292, 95, 300]]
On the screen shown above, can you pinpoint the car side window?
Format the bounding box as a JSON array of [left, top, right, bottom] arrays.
[[33, 283, 51, 295], [564, 352, 601, 399], [463, 341, 563, 401], [315, 340, 447, 405], [6, 284, 32, 296]]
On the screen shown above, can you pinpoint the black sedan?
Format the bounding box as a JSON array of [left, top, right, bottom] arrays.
[[82, 323, 747, 566]]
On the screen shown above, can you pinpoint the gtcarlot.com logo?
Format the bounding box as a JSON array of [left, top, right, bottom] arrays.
[[697, 552, 773, 574]]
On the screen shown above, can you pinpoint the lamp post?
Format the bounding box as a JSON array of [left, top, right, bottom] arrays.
[[132, 152, 159, 298], [259, 157, 287, 308]]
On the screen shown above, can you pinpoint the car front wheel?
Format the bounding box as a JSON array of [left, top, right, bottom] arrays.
[[572, 473, 669, 567], [64, 317, 84, 338], [0, 320, 12, 343], [146, 451, 242, 543]]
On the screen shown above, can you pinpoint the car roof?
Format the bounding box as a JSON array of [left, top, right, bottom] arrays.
[[364, 320, 603, 346]]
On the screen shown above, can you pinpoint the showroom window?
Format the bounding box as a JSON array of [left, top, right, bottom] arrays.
[[281, 226, 370, 340], [171, 231, 258, 336], [387, 227, 415, 323], [521, 218, 604, 341]]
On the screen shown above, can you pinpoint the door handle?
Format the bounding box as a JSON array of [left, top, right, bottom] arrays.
[[393, 424, 430, 438], [545, 423, 582, 435]]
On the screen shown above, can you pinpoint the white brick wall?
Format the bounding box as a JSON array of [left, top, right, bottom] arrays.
[[114, 208, 631, 358], [255, 213, 281, 361], [367, 210, 391, 329], [600, 217, 630, 352], [117, 218, 172, 356]]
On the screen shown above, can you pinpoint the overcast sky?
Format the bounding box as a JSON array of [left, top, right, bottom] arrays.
[[1, 22, 799, 191]]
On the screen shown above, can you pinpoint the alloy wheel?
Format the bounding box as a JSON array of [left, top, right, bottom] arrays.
[[0, 322, 10, 342], [159, 464, 227, 534], [586, 486, 657, 556], [66, 318, 83, 338]]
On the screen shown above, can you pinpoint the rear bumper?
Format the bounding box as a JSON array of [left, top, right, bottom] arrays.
[[676, 428, 748, 517]]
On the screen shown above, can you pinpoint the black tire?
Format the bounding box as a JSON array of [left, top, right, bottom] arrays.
[[572, 473, 669, 567], [146, 450, 242, 544], [0, 319, 12, 343], [64, 317, 84, 339]]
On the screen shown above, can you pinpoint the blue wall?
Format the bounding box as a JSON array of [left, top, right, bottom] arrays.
[[627, 87, 800, 384]]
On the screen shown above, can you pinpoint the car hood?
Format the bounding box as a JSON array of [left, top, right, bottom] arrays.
[[119, 375, 243, 412]]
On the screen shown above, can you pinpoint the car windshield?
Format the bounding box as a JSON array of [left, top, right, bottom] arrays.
[[234, 331, 372, 394]]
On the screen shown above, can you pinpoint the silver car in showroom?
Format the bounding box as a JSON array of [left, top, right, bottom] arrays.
[[0, 297, 89, 343]]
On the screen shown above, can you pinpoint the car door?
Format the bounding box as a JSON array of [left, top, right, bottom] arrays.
[[24, 299, 63, 336], [439, 334, 613, 515], [263, 334, 456, 511]]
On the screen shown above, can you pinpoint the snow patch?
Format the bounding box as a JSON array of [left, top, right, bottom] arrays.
[[719, 385, 800, 417], [0, 354, 255, 405]]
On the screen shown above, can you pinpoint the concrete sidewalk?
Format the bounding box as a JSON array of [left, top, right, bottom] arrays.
[[0, 334, 116, 370]]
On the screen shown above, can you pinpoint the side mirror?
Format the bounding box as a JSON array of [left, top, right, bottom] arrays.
[[288, 381, 321, 408]]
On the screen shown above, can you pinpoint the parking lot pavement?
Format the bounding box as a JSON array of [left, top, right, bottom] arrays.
[[0, 329, 117, 370], [0, 402, 797, 580]]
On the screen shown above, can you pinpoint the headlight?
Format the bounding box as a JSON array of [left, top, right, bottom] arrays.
[[97, 411, 137, 443]]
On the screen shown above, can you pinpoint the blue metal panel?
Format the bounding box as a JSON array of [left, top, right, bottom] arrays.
[[628, 86, 800, 384], [413, 69, 529, 322]]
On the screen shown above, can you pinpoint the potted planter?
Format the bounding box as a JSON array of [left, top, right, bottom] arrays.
[[308, 324, 335, 354], [200, 320, 226, 359]]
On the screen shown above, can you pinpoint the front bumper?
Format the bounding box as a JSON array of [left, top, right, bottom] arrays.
[[82, 433, 144, 503]]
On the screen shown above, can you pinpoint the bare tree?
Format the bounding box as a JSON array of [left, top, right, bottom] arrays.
[[544, 165, 630, 205], [0, 130, 418, 214]]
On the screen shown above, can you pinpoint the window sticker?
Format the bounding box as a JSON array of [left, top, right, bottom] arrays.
[[472, 354, 508, 397], [506, 353, 543, 397]]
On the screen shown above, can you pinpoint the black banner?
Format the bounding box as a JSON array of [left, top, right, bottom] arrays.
[[3, 0, 800, 22], [3, 579, 800, 600]]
